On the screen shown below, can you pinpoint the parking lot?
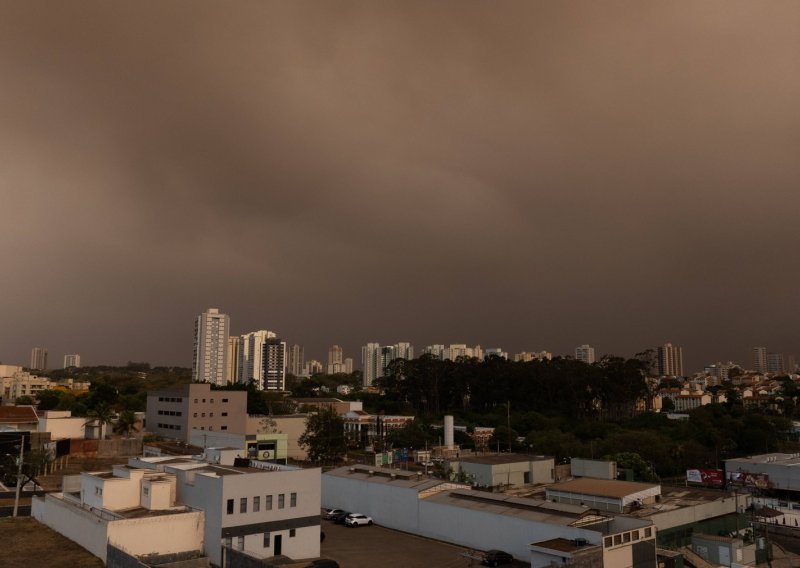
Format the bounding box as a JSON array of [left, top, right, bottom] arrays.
[[320, 518, 527, 568]]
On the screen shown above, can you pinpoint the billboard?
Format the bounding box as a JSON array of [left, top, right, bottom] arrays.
[[686, 468, 724, 486], [727, 471, 770, 489]]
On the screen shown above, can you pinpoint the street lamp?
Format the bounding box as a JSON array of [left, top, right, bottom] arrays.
[[12, 439, 24, 517]]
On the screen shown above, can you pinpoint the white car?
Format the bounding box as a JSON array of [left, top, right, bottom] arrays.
[[344, 513, 373, 527]]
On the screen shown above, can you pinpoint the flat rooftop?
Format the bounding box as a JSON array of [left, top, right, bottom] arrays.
[[548, 478, 659, 499], [424, 489, 613, 529], [325, 465, 455, 492], [622, 485, 736, 519], [726, 453, 800, 466]]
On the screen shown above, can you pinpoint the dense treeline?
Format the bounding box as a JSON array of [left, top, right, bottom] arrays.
[[374, 354, 651, 421], [369, 355, 798, 479]]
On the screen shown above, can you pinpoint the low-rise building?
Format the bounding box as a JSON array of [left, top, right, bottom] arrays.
[[132, 455, 321, 566], [545, 478, 661, 514], [145, 383, 247, 441], [32, 464, 205, 564], [37, 410, 85, 440], [322, 465, 656, 566], [457, 454, 555, 488]]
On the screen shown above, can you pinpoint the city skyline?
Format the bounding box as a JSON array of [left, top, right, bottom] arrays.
[[2, 2, 799, 375]]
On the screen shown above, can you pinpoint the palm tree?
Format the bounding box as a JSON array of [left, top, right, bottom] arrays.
[[113, 410, 140, 437], [85, 403, 114, 439]]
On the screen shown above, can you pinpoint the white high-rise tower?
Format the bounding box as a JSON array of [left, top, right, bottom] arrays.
[[575, 344, 596, 364], [192, 308, 230, 385]]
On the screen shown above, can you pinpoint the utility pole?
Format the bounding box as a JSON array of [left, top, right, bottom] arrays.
[[13, 436, 24, 517]]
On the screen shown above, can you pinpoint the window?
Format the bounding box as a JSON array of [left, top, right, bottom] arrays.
[[227, 499, 234, 514], [193, 413, 198, 417], [263, 532, 270, 548], [237, 536, 244, 550], [222, 412, 228, 416], [224, 537, 232, 549], [253, 496, 260, 512], [222, 398, 229, 403], [289, 529, 296, 538], [222, 426, 228, 430], [240, 497, 247, 513], [644, 528, 652, 538], [613, 535, 622, 545], [210, 412, 214, 417], [143, 487, 149, 496], [278, 494, 285, 509], [210, 398, 214, 403], [266, 495, 273, 510], [95, 486, 103, 496], [194, 399, 198, 403], [632, 531, 640, 541], [623, 532, 631, 543], [290, 493, 297, 507], [604, 537, 612, 548], [201, 413, 205, 417], [202, 399, 206, 403]]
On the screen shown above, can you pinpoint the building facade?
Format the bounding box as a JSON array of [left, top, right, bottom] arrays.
[[30, 347, 48, 370], [192, 308, 230, 385], [575, 344, 596, 364], [752, 346, 768, 373], [238, 330, 278, 389], [63, 354, 81, 368], [145, 383, 247, 441], [287, 344, 304, 377], [657, 343, 684, 377]]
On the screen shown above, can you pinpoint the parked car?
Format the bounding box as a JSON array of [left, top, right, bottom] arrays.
[[310, 559, 339, 568], [331, 511, 351, 524], [482, 549, 513, 567], [323, 508, 346, 520], [344, 513, 373, 527]]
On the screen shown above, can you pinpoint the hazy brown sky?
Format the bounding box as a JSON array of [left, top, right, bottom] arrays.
[[1, 1, 798, 371]]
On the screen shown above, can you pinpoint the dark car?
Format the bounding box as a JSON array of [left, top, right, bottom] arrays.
[[482, 549, 513, 567], [330, 511, 351, 524], [310, 559, 340, 568]]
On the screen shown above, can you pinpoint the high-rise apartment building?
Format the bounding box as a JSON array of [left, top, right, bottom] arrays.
[[263, 337, 287, 391], [657, 343, 684, 377], [767, 353, 785, 374], [304, 359, 323, 376], [575, 345, 596, 364], [513, 351, 553, 363], [328, 345, 343, 367], [191, 308, 230, 386], [226, 336, 240, 384], [238, 330, 286, 390], [362, 342, 382, 388], [63, 354, 81, 369], [30, 347, 47, 370], [752, 346, 768, 373], [422, 344, 446, 359], [287, 344, 304, 376], [484, 348, 507, 359]]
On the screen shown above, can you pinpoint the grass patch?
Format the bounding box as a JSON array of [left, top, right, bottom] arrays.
[[0, 517, 104, 568]]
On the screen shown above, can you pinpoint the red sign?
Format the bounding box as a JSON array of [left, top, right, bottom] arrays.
[[686, 468, 724, 486]]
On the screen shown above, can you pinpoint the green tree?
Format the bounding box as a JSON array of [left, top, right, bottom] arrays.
[[36, 390, 63, 411], [14, 396, 34, 406], [85, 403, 115, 439], [113, 410, 140, 437], [298, 407, 347, 464]]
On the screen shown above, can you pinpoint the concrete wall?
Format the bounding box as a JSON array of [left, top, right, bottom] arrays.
[[321, 475, 421, 534], [98, 438, 143, 457], [649, 493, 737, 531], [39, 415, 86, 440], [33, 494, 110, 562], [107, 512, 205, 559], [571, 458, 617, 480], [247, 415, 309, 460]]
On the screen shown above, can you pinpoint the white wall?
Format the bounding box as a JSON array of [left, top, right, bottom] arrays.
[[33, 494, 110, 562], [39, 416, 85, 440], [321, 475, 421, 534], [107, 511, 204, 557], [419, 499, 600, 561]]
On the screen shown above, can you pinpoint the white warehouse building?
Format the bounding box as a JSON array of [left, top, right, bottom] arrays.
[[323, 465, 656, 567]]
